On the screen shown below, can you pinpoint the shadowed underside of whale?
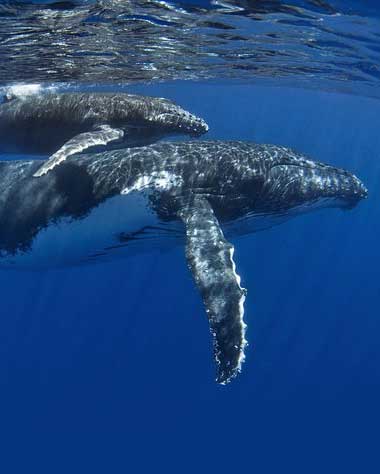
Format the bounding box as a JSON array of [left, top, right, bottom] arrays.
[[0, 141, 367, 384]]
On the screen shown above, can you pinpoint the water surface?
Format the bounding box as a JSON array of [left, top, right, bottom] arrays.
[[1, 0, 380, 98]]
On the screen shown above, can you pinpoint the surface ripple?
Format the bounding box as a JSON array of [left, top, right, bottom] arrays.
[[0, 1, 379, 98]]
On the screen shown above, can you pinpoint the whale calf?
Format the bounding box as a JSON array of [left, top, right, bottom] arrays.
[[0, 141, 367, 383], [0, 91, 209, 176]]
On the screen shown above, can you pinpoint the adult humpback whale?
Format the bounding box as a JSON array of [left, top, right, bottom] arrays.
[[0, 91, 209, 176], [0, 141, 367, 383]]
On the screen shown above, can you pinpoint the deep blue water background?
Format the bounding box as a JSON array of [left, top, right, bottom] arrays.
[[0, 82, 379, 472]]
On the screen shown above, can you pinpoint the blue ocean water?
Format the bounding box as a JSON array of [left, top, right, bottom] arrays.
[[1, 82, 379, 471], [0, 1, 379, 473]]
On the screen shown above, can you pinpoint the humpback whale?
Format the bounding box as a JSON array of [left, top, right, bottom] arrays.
[[0, 141, 367, 383], [0, 91, 209, 176]]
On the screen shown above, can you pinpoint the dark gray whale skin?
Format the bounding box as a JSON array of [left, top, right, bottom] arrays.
[[0, 92, 209, 154], [0, 141, 367, 384]]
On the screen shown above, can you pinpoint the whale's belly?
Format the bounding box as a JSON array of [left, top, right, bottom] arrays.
[[0, 193, 183, 269]]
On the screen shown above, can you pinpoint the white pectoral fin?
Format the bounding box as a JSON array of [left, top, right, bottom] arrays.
[[179, 196, 248, 384], [33, 125, 124, 177]]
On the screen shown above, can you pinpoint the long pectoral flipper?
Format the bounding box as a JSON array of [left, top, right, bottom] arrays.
[[179, 197, 247, 384], [33, 125, 124, 177]]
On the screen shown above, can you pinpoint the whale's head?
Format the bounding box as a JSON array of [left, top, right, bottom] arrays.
[[250, 148, 368, 216]]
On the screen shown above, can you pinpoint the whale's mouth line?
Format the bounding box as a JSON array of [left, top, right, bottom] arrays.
[[270, 161, 345, 175]]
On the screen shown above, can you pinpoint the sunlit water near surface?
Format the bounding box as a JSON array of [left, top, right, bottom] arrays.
[[1, 0, 380, 97], [0, 1, 379, 472]]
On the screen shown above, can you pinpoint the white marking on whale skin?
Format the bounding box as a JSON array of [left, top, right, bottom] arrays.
[[228, 246, 248, 377], [1, 193, 181, 269], [121, 171, 183, 194]]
